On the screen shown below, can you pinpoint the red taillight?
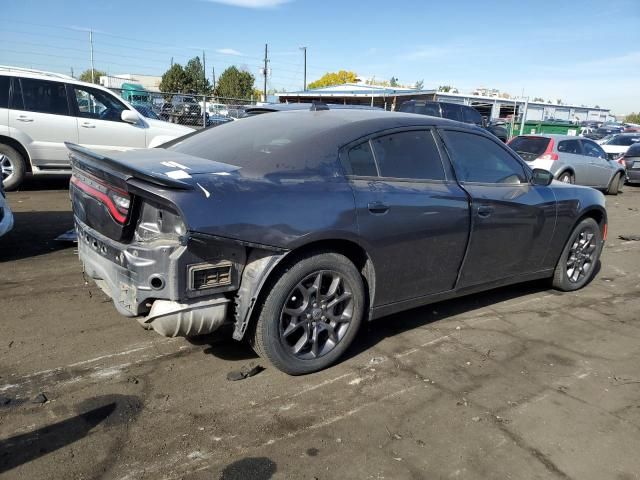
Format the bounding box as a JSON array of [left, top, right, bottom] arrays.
[[71, 172, 131, 224], [537, 138, 558, 161]]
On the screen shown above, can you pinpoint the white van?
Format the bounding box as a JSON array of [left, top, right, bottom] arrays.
[[0, 66, 193, 190]]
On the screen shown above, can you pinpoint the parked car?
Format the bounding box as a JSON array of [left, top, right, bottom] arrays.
[[206, 114, 234, 127], [0, 66, 193, 190], [621, 142, 640, 184], [69, 109, 607, 375], [584, 126, 624, 140], [167, 95, 202, 125], [398, 100, 509, 142], [508, 134, 626, 194], [599, 133, 640, 160], [0, 165, 14, 237], [243, 103, 383, 117]]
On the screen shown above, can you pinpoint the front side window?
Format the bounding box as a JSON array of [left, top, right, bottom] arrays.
[[582, 140, 606, 159], [344, 142, 377, 176], [73, 86, 126, 122], [557, 139, 581, 154], [611, 136, 639, 146], [371, 130, 445, 180], [441, 103, 462, 122], [442, 130, 527, 184], [18, 78, 69, 115]]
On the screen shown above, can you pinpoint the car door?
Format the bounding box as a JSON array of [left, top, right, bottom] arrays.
[[439, 129, 556, 288], [7, 77, 77, 167], [581, 139, 614, 187], [556, 138, 593, 185], [71, 84, 146, 151], [341, 128, 470, 306]]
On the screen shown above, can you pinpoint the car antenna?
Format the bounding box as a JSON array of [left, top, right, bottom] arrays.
[[310, 101, 330, 111]]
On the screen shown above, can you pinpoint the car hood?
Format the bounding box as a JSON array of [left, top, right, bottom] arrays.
[[145, 118, 194, 136]]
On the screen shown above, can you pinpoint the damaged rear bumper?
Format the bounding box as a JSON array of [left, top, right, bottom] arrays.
[[76, 219, 231, 337]]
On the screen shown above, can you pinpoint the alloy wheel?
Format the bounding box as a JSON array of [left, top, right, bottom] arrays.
[[566, 227, 597, 283], [0, 154, 14, 183], [279, 270, 354, 360]]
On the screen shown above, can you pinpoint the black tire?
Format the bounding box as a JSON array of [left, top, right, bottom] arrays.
[[251, 251, 365, 375], [552, 217, 603, 292], [606, 173, 623, 195], [0, 143, 27, 191], [557, 171, 574, 184]]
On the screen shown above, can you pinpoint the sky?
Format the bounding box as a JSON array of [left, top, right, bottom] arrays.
[[1, 0, 639, 113]]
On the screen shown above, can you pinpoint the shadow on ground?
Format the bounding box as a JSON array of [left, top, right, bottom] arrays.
[[0, 211, 75, 262], [0, 394, 141, 474], [219, 457, 277, 480]]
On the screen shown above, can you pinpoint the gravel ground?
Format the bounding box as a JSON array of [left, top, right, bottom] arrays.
[[1, 177, 639, 480]]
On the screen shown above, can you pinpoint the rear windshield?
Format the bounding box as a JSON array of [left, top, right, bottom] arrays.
[[626, 143, 640, 157], [509, 136, 550, 160], [398, 101, 440, 117]]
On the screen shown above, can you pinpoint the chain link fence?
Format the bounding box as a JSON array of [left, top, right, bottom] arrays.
[[106, 86, 259, 129]]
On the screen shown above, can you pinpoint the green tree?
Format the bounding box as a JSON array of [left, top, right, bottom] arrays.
[[79, 69, 106, 84], [307, 70, 358, 89], [159, 64, 188, 93], [414, 79, 424, 90], [625, 112, 640, 123], [438, 85, 452, 92], [532, 97, 545, 102], [214, 66, 256, 100], [390, 77, 399, 87], [184, 56, 211, 94]]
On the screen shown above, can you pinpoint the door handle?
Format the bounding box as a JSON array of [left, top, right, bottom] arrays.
[[367, 201, 389, 214], [477, 205, 494, 218], [81, 122, 96, 128], [17, 115, 33, 122]]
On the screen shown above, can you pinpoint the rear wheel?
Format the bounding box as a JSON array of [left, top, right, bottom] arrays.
[[558, 171, 574, 184], [552, 217, 603, 291], [251, 252, 365, 375], [0, 144, 26, 191]]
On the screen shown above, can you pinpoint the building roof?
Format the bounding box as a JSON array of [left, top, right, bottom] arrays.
[[278, 83, 433, 98], [434, 91, 610, 112]]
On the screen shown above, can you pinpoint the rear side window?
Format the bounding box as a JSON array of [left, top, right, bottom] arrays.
[[557, 140, 581, 154], [440, 103, 462, 122], [0, 76, 9, 109], [626, 143, 640, 157], [371, 130, 445, 180], [442, 130, 526, 184], [462, 106, 482, 125], [611, 136, 640, 146], [19, 78, 69, 115], [344, 142, 377, 176]]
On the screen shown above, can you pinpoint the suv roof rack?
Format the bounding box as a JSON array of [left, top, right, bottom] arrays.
[[310, 101, 330, 111], [0, 65, 75, 80]]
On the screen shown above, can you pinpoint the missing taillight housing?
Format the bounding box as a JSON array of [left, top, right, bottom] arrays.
[[537, 138, 558, 161], [71, 171, 131, 224]]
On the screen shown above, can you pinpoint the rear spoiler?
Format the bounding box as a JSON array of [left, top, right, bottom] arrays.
[[65, 142, 194, 190]]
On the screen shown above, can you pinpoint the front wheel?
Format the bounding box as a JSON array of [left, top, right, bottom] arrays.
[[606, 173, 624, 195], [558, 171, 574, 184], [0, 144, 26, 191], [552, 217, 603, 291], [251, 252, 365, 375]]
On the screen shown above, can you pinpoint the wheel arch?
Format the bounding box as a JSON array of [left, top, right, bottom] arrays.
[[556, 167, 575, 180], [0, 135, 32, 173], [233, 237, 376, 341]]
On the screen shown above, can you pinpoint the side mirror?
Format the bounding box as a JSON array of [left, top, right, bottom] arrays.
[[481, 116, 488, 128], [531, 168, 554, 186], [121, 110, 140, 124]]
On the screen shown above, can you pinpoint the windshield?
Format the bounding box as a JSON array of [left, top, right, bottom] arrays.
[[508, 136, 550, 161]]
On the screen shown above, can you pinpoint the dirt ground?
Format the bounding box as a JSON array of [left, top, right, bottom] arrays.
[[1, 177, 639, 480]]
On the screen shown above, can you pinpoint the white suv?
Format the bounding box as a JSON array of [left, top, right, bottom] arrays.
[[0, 66, 193, 190]]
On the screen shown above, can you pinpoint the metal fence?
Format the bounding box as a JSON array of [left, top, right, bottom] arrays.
[[106, 87, 258, 129]]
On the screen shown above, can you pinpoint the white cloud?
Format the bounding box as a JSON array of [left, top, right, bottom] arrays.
[[205, 0, 291, 8], [216, 48, 243, 56]]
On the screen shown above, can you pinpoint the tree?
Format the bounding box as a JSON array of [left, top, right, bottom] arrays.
[[184, 56, 211, 94], [414, 79, 424, 90], [307, 70, 358, 89], [533, 97, 545, 102], [438, 85, 452, 92], [79, 69, 106, 84], [214, 66, 256, 100], [159, 64, 188, 93], [253, 88, 264, 101], [389, 77, 399, 87], [625, 112, 640, 124], [556, 99, 562, 105]]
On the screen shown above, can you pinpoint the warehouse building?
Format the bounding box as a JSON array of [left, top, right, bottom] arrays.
[[277, 84, 612, 123]]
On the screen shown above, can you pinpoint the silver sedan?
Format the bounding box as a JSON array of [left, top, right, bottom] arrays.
[[509, 134, 626, 195]]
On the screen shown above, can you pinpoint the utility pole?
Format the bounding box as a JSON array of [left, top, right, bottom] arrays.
[[70, 67, 74, 78], [170, 57, 173, 67], [89, 30, 95, 83], [202, 50, 206, 91], [212, 66, 216, 91], [300, 46, 307, 91], [263, 43, 268, 102]]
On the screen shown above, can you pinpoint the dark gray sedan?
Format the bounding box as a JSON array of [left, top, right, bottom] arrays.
[[68, 109, 607, 374]]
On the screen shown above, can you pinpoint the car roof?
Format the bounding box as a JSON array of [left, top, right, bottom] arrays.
[[244, 103, 383, 114]]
